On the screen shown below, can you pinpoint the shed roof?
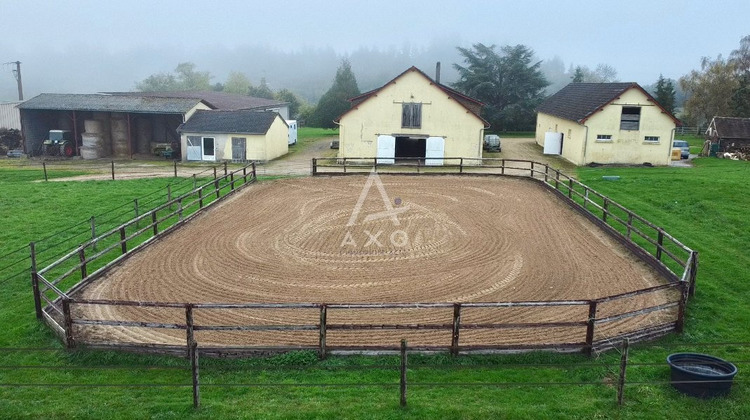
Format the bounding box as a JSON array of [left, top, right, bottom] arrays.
[[537, 82, 680, 125], [18, 93, 205, 114], [709, 117, 750, 139], [178, 110, 283, 134], [336, 66, 489, 127], [108, 91, 287, 111]]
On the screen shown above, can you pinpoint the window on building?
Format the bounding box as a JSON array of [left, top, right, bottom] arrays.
[[620, 107, 641, 130], [596, 134, 612, 142], [644, 136, 660, 143], [402, 103, 422, 129]]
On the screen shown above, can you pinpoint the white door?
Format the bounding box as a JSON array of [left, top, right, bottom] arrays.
[[425, 136, 445, 166], [543, 132, 563, 155], [186, 136, 201, 161], [202, 137, 216, 161], [376, 135, 395, 164]]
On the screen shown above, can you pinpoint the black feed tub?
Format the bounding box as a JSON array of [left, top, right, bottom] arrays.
[[667, 353, 738, 398]]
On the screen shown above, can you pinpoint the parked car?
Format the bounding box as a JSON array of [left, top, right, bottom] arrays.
[[483, 134, 501, 152], [330, 140, 339, 149], [673, 140, 690, 159]]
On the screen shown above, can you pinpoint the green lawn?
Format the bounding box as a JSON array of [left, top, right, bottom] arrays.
[[0, 158, 748, 418]]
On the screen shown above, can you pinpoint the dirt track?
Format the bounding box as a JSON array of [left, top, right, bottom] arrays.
[[77, 175, 676, 348]]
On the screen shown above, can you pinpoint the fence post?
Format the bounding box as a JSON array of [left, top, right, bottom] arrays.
[[616, 338, 629, 406], [312, 158, 317, 176], [90, 216, 97, 251], [43, 161, 48, 181], [29, 242, 43, 319], [544, 165, 549, 183], [224, 161, 228, 176], [230, 173, 235, 191], [451, 303, 461, 356], [319, 304, 327, 360], [78, 246, 87, 279], [213, 166, 217, 179], [174, 160, 178, 177], [459, 158, 464, 174], [191, 340, 200, 409], [689, 251, 698, 297], [656, 229, 664, 261], [198, 188, 204, 209], [119, 227, 127, 254], [501, 159, 505, 175], [585, 301, 598, 356], [111, 161, 115, 180], [400, 339, 408, 408], [530, 161, 534, 178], [152, 211, 158, 236], [374, 157, 378, 172], [214, 179, 220, 199], [185, 304, 195, 359], [134, 199, 139, 229], [676, 281, 688, 333], [251, 161, 256, 180], [602, 198, 609, 223], [62, 298, 75, 348], [568, 179, 573, 199], [555, 170, 560, 189], [626, 213, 633, 239]]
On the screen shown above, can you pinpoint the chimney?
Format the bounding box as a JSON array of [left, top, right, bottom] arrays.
[[435, 62, 441, 84]]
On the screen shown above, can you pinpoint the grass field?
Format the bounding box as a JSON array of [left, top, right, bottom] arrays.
[[0, 157, 748, 418]]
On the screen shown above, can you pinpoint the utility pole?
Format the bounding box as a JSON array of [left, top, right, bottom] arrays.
[[5, 61, 23, 100]]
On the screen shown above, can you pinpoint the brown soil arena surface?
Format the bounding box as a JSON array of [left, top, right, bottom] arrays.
[[75, 175, 677, 349]]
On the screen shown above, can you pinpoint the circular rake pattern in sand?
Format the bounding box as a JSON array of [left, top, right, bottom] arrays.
[[77, 175, 675, 348]]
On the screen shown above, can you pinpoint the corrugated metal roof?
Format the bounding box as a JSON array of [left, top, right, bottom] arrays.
[[107, 91, 287, 111], [178, 110, 282, 134], [18, 93, 204, 114]]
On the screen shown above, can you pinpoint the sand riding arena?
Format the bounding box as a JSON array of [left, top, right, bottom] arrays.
[[34, 166, 696, 356]]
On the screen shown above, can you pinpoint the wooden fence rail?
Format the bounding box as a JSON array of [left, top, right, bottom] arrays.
[[32, 158, 696, 357], [31, 162, 257, 331]]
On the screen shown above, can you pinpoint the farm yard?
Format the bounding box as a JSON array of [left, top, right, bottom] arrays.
[[0, 148, 748, 418]]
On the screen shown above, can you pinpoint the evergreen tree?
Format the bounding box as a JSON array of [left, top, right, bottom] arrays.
[[248, 77, 275, 99], [572, 66, 585, 83], [453, 43, 548, 131], [309, 60, 360, 128], [654, 74, 676, 114]]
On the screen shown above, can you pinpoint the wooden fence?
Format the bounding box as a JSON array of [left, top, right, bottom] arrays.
[[30, 163, 258, 339], [30, 157, 698, 356]]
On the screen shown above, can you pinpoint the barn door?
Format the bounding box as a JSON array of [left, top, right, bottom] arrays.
[[425, 136, 445, 166], [376, 135, 395, 164], [186, 136, 201, 161], [232, 137, 246, 162]]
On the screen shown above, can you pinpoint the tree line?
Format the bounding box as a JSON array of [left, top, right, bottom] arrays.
[[136, 35, 749, 131]]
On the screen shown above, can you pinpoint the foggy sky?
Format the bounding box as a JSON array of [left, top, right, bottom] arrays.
[[1, 0, 748, 102]]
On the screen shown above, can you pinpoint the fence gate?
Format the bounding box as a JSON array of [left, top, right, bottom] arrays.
[[232, 137, 246, 162]]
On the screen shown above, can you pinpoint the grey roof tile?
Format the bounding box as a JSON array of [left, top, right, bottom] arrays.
[[178, 110, 281, 134], [537, 83, 636, 123], [712, 117, 750, 139], [108, 91, 287, 111]]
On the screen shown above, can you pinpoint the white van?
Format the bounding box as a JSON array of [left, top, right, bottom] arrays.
[[287, 120, 298, 145]]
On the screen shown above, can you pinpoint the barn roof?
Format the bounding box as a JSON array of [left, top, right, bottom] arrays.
[[336, 66, 489, 127], [709, 117, 750, 139], [178, 110, 283, 134], [18, 93, 206, 114], [107, 91, 287, 111], [537, 82, 681, 125]]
